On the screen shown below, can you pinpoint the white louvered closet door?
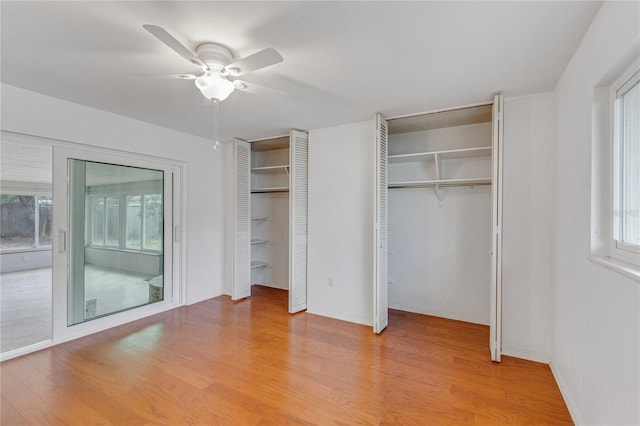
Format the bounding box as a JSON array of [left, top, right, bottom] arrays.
[[232, 138, 251, 300], [490, 94, 504, 362], [289, 130, 309, 313], [374, 114, 389, 334]]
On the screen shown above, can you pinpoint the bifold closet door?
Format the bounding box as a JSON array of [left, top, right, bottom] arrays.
[[232, 138, 251, 300], [373, 114, 389, 334], [288, 130, 308, 313], [490, 94, 504, 362]]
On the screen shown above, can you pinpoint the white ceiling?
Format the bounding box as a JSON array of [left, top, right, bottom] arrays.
[[1, 1, 601, 143]]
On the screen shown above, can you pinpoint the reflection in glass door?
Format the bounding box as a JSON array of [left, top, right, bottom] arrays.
[[68, 160, 165, 325]]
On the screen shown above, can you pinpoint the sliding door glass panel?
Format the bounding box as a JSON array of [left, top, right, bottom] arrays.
[[38, 196, 52, 246], [68, 160, 164, 325], [0, 195, 35, 249], [0, 138, 53, 353]]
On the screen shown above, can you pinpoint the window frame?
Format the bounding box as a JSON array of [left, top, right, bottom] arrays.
[[611, 65, 640, 266]]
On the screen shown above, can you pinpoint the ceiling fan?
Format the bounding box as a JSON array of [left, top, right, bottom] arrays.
[[143, 24, 283, 102]]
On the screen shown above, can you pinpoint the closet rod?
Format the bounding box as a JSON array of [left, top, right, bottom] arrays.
[[388, 182, 491, 190]]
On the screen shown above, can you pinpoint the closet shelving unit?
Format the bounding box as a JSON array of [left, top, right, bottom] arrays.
[[251, 165, 290, 192], [250, 137, 291, 194], [251, 187, 289, 193], [231, 130, 309, 314], [387, 108, 494, 190], [249, 137, 290, 274], [388, 145, 492, 188]]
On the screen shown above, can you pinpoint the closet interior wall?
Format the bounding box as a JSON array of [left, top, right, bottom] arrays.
[[387, 106, 493, 325], [250, 137, 290, 291]]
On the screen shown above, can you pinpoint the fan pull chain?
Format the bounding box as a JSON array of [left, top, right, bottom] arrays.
[[213, 98, 220, 150]]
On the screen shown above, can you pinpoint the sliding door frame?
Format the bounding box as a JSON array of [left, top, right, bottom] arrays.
[[0, 131, 186, 361], [53, 145, 184, 343]]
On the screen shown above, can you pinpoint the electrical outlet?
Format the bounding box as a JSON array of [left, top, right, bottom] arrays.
[[21, 255, 29, 261], [328, 277, 334, 287]]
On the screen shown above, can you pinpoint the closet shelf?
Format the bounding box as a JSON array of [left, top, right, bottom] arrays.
[[251, 165, 290, 173], [251, 239, 269, 245], [388, 178, 491, 188], [251, 261, 268, 269], [389, 146, 492, 163], [251, 186, 289, 193], [251, 217, 268, 221]]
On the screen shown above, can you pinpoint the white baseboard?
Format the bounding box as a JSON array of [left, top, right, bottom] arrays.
[[549, 361, 583, 425], [501, 345, 550, 363], [389, 302, 489, 326], [306, 307, 372, 327]]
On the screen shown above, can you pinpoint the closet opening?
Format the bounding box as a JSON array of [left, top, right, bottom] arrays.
[[375, 97, 503, 361], [231, 130, 308, 313], [250, 136, 290, 305]]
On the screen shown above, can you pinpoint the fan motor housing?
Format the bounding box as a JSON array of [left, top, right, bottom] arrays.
[[196, 43, 233, 71]]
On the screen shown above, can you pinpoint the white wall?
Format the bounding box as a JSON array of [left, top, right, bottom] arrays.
[[84, 248, 160, 276], [551, 2, 640, 425], [0, 250, 51, 273], [1, 84, 225, 305], [388, 187, 492, 324], [501, 92, 555, 362], [307, 120, 374, 326]]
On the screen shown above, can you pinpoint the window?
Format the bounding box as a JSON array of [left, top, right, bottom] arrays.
[[0, 194, 52, 251], [87, 192, 162, 253], [105, 196, 120, 246], [612, 68, 640, 264], [125, 194, 142, 249]]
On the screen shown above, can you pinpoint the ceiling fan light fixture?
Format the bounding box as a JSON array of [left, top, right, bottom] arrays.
[[227, 67, 241, 76], [195, 72, 235, 101]]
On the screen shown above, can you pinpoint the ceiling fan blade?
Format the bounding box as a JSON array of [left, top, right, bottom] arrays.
[[169, 73, 197, 80], [233, 79, 284, 96], [143, 24, 205, 69], [226, 48, 283, 76]]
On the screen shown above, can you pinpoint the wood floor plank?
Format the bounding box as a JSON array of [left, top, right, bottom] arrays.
[[1, 396, 28, 426], [0, 285, 573, 425], [0, 368, 42, 412]]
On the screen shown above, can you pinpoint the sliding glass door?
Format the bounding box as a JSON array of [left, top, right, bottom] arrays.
[[68, 160, 166, 324], [52, 146, 180, 341]]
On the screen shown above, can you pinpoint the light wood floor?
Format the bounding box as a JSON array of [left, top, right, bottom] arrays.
[[0, 285, 572, 425]]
